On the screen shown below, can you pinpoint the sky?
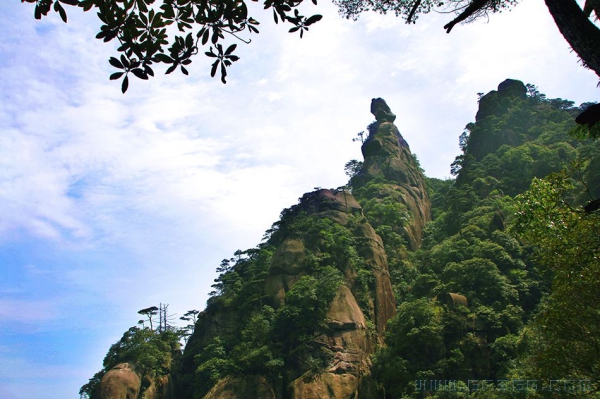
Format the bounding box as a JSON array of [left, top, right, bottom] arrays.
[[0, 0, 598, 398]]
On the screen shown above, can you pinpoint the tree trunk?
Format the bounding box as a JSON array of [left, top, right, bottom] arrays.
[[544, 0, 600, 78]]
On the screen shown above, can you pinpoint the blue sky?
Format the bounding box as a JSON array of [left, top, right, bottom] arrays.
[[1, 0, 599, 397]]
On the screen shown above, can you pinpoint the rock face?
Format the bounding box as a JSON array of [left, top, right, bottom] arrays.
[[95, 363, 175, 399], [475, 79, 526, 122], [177, 99, 431, 399], [204, 376, 276, 399], [269, 189, 395, 398], [354, 100, 431, 250], [95, 363, 140, 399], [370, 98, 397, 123], [468, 79, 529, 162]]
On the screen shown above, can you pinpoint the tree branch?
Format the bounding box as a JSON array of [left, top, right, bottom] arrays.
[[443, 0, 491, 33], [544, 0, 600, 78]]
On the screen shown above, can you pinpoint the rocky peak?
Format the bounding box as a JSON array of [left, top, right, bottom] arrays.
[[370, 98, 397, 123], [354, 99, 431, 250], [476, 78, 527, 122], [133, 99, 433, 399]]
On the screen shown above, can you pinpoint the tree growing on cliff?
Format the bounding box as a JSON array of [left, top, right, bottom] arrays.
[[138, 305, 159, 331], [80, 325, 181, 398]]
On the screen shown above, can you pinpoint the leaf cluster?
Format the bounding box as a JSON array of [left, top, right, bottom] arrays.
[[332, 0, 517, 24], [24, 0, 322, 91]]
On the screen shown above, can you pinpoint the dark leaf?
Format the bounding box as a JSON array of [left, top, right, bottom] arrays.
[[211, 60, 219, 78], [120, 54, 130, 69], [181, 66, 188, 75], [121, 75, 129, 93], [201, 29, 209, 45], [154, 53, 173, 63], [110, 72, 125, 80], [139, 11, 148, 25], [220, 62, 227, 83], [59, 0, 79, 5], [182, 59, 192, 65], [54, 1, 68, 23], [105, 33, 118, 42], [185, 33, 193, 48], [225, 44, 237, 55], [81, 0, 93, 11], [289, 26, 299, 33], [109, 57, 124, 69], [227, 55, 239, 62], [165, 64, 177, 74], [136, 0, 148, 13], [145, 66, 154, 76], [305, 14, 322, 25], [131, 68, 148, 80], [161, 4, 174, 19]]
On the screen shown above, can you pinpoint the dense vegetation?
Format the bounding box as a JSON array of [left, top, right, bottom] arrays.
[[367, 85, 600, 398], [79, 325, 182, 398], [82, 83, 600, 398], [174, 199, 378, 397]]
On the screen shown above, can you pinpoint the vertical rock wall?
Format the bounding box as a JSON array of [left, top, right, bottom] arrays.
[[355, 98, 431, 250], [173, 99, 432, 399]]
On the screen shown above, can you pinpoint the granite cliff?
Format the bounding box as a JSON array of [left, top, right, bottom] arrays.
[[86, 81, 600, 398], [169, 98, 431, 399], [93, 98, 431, 398]]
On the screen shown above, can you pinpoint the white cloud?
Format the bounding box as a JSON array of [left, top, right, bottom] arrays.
[[0, 299, 61, 323]]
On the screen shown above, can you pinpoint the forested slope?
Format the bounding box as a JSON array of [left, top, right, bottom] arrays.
[[81, 80, 600, 399], [372, 79, 600, 398]]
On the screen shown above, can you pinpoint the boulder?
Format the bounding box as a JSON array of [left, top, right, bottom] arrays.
[[370, 98, 397, 123], [95, 363, 140, 399]]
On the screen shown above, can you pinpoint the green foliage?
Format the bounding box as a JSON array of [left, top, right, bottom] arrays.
[[189, 212, 358, 395], [372, 84, 597, 396], [273, 266, 344, 349], [512, 173, 600, 383], [78, 370, 105, 399], [351, 178, 415, 298], [194, 337, 233, 395], [24, 0, 322, 91], [80, 325, 181, 399], [208, 246, 273, 311], [86, 82, 600, 397], [333, 0, 518, 24], [373, 298, 445, 396], [442, 258, 517, 308], [344, 159, 363, 180]]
